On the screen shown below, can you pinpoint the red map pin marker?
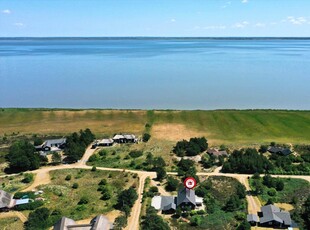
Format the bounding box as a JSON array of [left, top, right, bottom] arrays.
[[184, 177, 197, 189]]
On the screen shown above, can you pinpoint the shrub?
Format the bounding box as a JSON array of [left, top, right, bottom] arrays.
[[268, 188, 277, 196], [72, 183, 79, 189], [142, 133, 151, 142], [99, 179, 107, 186], [91, 166, 97, 171], [22, 173, 34, 183], [15, 201, 44, 211], [129, 150, 143, 158], [65, 175, 71, 181], [99, 150, 107, 157], [78, 196, 89, 205]]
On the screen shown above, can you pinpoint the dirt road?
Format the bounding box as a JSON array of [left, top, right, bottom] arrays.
[[0, 211, 27, 223], [2, 145, 310, 230]]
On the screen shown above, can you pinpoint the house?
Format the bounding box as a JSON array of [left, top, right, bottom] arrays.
[[97, 139, 114, 147], [0, 190, 30, 211], [113, 134, 137, 144], [0, 190, 15, 211], [151, 188, 203, 213], [247, 214, 259, 226], [112, 134, 125, 143], [53, 215, 112, 230], [36, 138, 66, 152], [247, 204, 293, 228], [268, 147, 292, 156], [207, 148, 228, 157]]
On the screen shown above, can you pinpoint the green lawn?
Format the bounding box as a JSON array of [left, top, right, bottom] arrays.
[[0, 109, 309, 146], [0, 217, 24, 230], [37, 169, 138, 221]]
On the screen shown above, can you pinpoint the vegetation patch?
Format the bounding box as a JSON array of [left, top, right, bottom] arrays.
[[37, 169, 138, 222]]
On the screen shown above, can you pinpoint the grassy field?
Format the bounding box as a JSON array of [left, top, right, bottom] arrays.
[[36, 169, 138, 221], [0, 217, 24, 230], [0, 109, 309, 146], [0, 173, 34, 193]]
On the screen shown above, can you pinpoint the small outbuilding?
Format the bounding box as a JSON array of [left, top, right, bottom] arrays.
[[268, 147, 292, 156]]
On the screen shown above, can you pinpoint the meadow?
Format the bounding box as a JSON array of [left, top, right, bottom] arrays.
[[0, 109, 309, 146]]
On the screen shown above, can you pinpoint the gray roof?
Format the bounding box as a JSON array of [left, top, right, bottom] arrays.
[[0, 190, 14, 209], [98, 139, 114, 144], [44, 138, 66, 147], [268, 147, 292, 155], [53, 215, 110, 230], [260, 205, 292, 226], [113, 134, 124, 140], [90, 215, 110, 230], [53, 217, 76, 230], [160, 196, 175, 211], [177, 188, 196, 207], [247, 214, 259, 222], [123, 134, 136, 140]]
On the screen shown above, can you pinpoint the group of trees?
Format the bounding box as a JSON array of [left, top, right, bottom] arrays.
[[6, 140, 41, 172], [64, 128, 95, 162], [115, 187, 138, 217], [222, 148, 273, 174], [173, 137, 208, 157], [141, 207, 170, 230], [98, 179, 112, 200], [24, 207, 62, 230], [177, 159, 199, 182]]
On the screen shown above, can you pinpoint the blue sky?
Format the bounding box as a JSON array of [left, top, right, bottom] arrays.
[[1, 0, 310, 37]]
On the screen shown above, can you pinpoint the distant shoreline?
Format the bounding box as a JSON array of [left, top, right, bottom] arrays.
[[1, 108, 309, 112], [1, 37, 310, 40]]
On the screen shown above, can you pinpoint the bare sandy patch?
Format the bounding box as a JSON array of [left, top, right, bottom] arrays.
[[151, 124, 206, 142], [274, 203, 294, 211]]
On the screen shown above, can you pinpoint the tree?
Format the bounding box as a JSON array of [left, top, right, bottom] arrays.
[[252, 180, 264, 195], [153, 156, 166, 169], [114, 215, 127, 230], [143, 133, 151, 142], [7, 140, 40, 172], [116, 187, 138, 215], [78, 196, 89, 205], [275, 179, 284, 191], [72, 183, 79, 189], [236, 183, 246, 199], [190, 215, 202, 226], [259, 145, 268, 153], [146, 152, 154, 166], [52, 152, 62, 164], [166, 176, 179, 191], [25, 207, 50, 230], [302, 195, 310, 227], [224, 194, 242, 212], [33, 138, 43, 146], [156, 167, 166, 181], [237, 220, 251, 230], [141, 207, 170, 230]]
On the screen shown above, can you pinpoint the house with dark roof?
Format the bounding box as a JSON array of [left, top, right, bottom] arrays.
[[151, 188, 203, 214], [268, 147, 292, 156], [53, 215, 112, 230], [247, 204, 293, 228], [36, 138, 66, 152]]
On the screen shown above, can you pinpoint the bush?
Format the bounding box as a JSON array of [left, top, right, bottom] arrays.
[[268, 188, 277, 196], [78, 196, 89, 205], [99, 179, 107, 186], [22, 173, 34, 183], [15, 201, 44, 211], [129, 150, 143, 158], [25, 207, 50, 230], [91, 166, 97, 171], [65, 175, 72, 181], [142, 133, 151, 142], [72, 183, 79, 189], [99, 150, 107, 157], [114, 215, 128, 230]]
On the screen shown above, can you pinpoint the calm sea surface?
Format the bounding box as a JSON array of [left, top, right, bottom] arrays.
[[0, 38, 309, 109]]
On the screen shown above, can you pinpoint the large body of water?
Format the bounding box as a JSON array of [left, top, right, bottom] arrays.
[[0, 38, 309, 109]]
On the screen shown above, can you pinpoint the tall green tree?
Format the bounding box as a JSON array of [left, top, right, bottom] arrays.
[[141, 207, 170, 230], [7, 140, 40, 172]]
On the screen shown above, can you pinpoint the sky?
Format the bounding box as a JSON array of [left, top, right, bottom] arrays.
[[0, 0, 310, 37]]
